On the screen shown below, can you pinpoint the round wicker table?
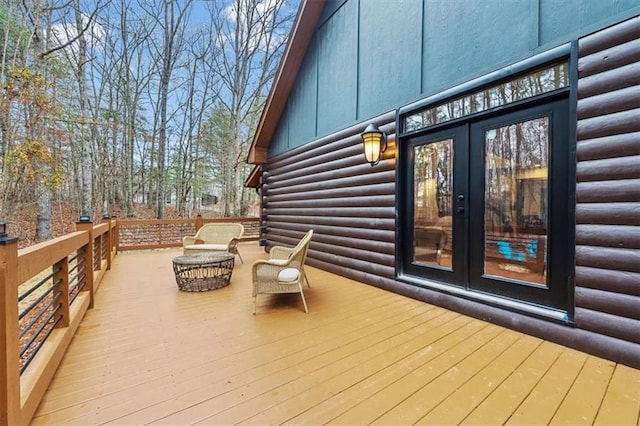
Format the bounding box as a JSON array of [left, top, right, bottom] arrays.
[[172, 252, 235, 292]]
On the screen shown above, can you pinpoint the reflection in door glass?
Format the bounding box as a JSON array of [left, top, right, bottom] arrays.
[[414, 139, 453, 269], [484, 117, 549, 286]]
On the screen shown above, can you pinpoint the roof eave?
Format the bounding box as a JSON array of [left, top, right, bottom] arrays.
[[247, 0, 326, 165], [244, 164, 262, 188]]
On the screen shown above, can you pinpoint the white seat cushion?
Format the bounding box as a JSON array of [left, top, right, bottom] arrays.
[[278, 268, 300, 283], [185, 244, 228, 251]]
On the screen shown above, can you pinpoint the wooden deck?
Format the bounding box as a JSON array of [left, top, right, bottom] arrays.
[[32, 243, 640, 425]]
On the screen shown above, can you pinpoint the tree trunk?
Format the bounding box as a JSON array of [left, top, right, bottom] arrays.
[[73, 0, 93, 219], [33, 0, 52, 240], [35, 184, 52, 240]]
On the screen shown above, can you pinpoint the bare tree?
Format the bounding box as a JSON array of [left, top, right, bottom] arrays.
[[139, 0, 193, 218], [0, 0, 31, 214], [28, 0, 55, 240], [170, 26, 221, 216], [206, 0, 294, 216], [72, 0, 92, 218], [100, 0, 156, 216]]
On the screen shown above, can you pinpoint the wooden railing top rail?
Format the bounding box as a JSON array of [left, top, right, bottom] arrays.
[[17, 231, 89, 286], [92, 222, 110, 237], [201, 217, 259, 223], [117, 218, 198, 226], [116, 217, 259, 226]]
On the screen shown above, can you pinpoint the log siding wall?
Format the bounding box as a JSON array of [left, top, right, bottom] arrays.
[[575, 16, 640, 346], [260, 16, 640, 368], [262, 111, 397, 287]]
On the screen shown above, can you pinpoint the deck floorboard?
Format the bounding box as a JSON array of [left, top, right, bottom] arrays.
[[31, 243, 640, 425]]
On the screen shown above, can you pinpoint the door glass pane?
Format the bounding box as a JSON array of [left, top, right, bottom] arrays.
[[484, 117, 548, 286], [414, 139, 453, 269]]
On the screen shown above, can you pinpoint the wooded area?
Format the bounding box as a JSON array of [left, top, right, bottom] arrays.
[[0, 0, 295, 245]]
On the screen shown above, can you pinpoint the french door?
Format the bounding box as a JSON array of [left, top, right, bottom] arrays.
[[400, 97, 570, 311]]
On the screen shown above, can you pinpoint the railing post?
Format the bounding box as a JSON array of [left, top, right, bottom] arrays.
[[195, 214, 203, 232], [76, 216, 95, 309], [102, 215, 112, 270], [94, 231, 102, 275], [54, 257, 70, 328], [113, 216, 120, 254], [0, 225, 21, 425]]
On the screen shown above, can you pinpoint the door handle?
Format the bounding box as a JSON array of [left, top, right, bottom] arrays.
[[457, 207, 465, 214]]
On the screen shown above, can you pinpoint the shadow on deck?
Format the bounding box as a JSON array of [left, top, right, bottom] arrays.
[[32, 243, 639, 424]]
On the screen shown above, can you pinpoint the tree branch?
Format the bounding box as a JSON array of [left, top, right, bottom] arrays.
[[37, 6, 100, 59]]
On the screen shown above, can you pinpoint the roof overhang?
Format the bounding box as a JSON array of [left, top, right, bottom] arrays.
[[244, 164, 262, 188], [247, 0, 325, 164]]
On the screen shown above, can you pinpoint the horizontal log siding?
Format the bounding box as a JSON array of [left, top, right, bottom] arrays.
[[575, 17, 640, 348], [262, 111, 397, 284], [257, 17, 640, 368]]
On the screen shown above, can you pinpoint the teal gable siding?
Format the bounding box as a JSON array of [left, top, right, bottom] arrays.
[[268, 0, 639, 156], [358, 0, 422, 120], [422, 0, 535, 96], [539, 0, 640, 45], [316, 0, 358, 136], [288, 37, 318, 149], [269, 105, 289, 155]]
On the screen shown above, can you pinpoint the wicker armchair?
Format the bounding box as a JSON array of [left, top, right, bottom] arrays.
[[252, 230, 313, 314], [182, 223, 245, 263]]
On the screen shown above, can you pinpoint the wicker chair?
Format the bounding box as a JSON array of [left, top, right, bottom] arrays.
[[252, 230, 313, 314], [182, 223, 245, 263]]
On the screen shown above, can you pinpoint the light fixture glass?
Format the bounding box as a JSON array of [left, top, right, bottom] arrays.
[[361, 123, 387, 166], [78, 215, 92, 223], [0, 221, 16, 244]]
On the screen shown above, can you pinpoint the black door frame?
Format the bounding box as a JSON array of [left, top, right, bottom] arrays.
[[398, 92, 572, 312], [468, 97, 571, 310], [400, 124, 468, 287]]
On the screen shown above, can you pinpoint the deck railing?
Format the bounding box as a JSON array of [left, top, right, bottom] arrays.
[[0, 216, 258, 425], [117, 216, 260, 251]]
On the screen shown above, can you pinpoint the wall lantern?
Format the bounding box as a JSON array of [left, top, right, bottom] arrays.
[[361, 123, 387, 166], [0, 221, 6, 238]]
